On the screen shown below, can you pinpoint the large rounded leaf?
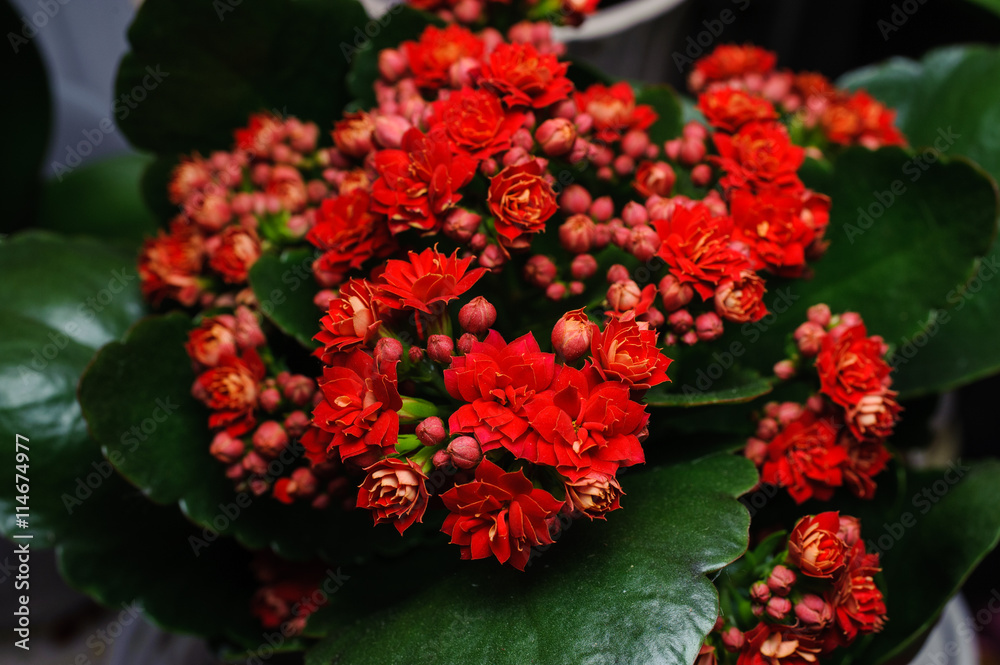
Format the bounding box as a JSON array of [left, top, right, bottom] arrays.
[[248, 248, 323, 349], [116, 0, 368, 154], [839, 46, 1000, 396], [0, 232, 146, 546], [304, 453, 757, 665]]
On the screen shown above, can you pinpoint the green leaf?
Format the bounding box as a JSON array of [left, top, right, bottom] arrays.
[[855, 460, 1000, 664], [636, 84, 684, 145], [345, 5, 442, 109], [115, 0, 368, 154], [962, 0, 1000, 19], [0, 231, 147, 547], [248, 249, 322, 349], [839, 46, 1000, 396], [304, 453, 757, 665], [37, 153, 160, 248], [645, 367, 773, 407]]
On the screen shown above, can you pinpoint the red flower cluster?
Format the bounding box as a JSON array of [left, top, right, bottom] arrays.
[[746, 306, 899, 502], [709, 512, 886, 663]]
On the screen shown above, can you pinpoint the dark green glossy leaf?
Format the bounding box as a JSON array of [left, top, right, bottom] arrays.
[[636, 84, 684, 146], [304, 453, 758, 665], [646, 367, 772, 407], [0, 231, 146, 546], [248, 249, 322, 349], [839, 47, 1000, 396], [115, 0, 368, 154]]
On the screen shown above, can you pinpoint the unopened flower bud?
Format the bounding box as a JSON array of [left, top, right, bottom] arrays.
[[427, 335, 454, 363], [560, 184, 592, 214], [589, 196, 614, 222], [775, 402, 804, 425], [283, 410, 310, 438], [750, 581, 771, 604], [795, 594, 833, 625], [559, 214, 596, 254], [756, 417, 778, 441], [314, 289, 337, 310], [607, 280, 641, 312], [659, 274, 694, 311], [768, 564, 796, 595], [695, 312, 724, 341], [260, 388, 282, 413], [642, 306, 665, 328], [551, 308, 593, 362], [773, 359, 796, 380], [678, 136, 706, 166], [378, 48, 407, 82], [446, 436, 483, 469], [613, 155, 635, 176], [210, 432, 245, 464], [535, 118, 577, 156], [681, 329, 699, 345], [546, 283, 567, 300], [459, 296, 497, 334], [289, 467, 319, 498], [621, 130, 650, 158], [721, 627, 745, 652], [626, 225, 661, 262], [682, 120, 708, 141], [794, 321, 826, 357], [416, 416, 447, 447], [607, 264, 630, 284], [432, 449, 452, 469], [374, 114, 411, 149], [691, 163, 712, 187], [444, 208, 481, 243], [525, 255, 558, 288], [469, 232, 488, 252], [838, 515, 862, 546], [408, 346, 424, 363], [253, 421, 289, 458], [621, 201, 649, 227], [479, 244, 506, 271], [571, 253, 598, 280], [282, 375, 316, 406], [664, 138, 682, 161], [807, 303, 832, 327], [766, 596, 792, 620], [242, 450, 269, 475], [668, 309, 694, 333], [375, 337, 404, 368], [744, 437, 768, 465], [457, 332, 477, 355]]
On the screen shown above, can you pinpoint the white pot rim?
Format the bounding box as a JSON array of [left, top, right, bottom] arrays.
[[552, 0, 687, 42]]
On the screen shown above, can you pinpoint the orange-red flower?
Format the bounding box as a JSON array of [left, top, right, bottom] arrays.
[[589, 317, 672, 390], [307, 190, 395, 283], [487, 160, 558, 248], [357, 458, 429, 534], [428, 87, 525, 159], [787, 512, 849, 579], [477, 42, 573, 109], [698, 88, 779, 133], [403, 25, 484, 90], [690, 45, 777, 91], [759, 411, 848, 504], [138, 220, 205, 306], [375, 247, 487, 318], [574, 82, 657, 142], [816, 323, 891, 409], [315, 278, 385, 360], [208, 226, 261, 284], [192, 350, 266, 436], [713, 121, 804, 192]]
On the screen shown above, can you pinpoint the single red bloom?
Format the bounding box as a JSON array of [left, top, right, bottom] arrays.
[[832, 540, 887, 643], [234, 113, 284, 154], [403, 25, 484, 90], [574, 82, 657, 143], [713, 121, 805, 193], [306, 190, 396, 283], [478, 42, 574, 109], [186, 314, 236, 368], [487, 160, 558, 248], [714, 271, 768, 323], [589, 317, 672, 390], [428, 87, 525, 160], [838, 430, 892, 499], [371, 128, 478, 234], [698, 88, 778, 133], [690, 45, 777, 91], [314, 278, 385, 360], [312, 349, 402, 461], [375, 247, 487, 321], [208, 226, 261, 284], [440, 459, 564, 570], [821, 90, 906, 148], [654, 202, 751, 300], [730, 187, 821, 277], [760, 411, 848, 504], [816, 323, 891, 409], [357, 457, 429, 534], [787, 511, 849, 579], [191, 349, 266, 436], [138, 219, 205, 306]]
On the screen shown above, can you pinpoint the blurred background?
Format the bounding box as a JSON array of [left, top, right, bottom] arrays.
[[2, 0, 999, 662]]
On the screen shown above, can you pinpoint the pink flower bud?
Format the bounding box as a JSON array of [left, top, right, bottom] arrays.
[[691, 164, 712, 187], [560, 184, 592, 214], [612, 225, 631, 248], [695, 312, 724, 341], [553, 99, 577, 119], [807, 303, 832, 327], [408, 346, 424, 363], [282, 375, 316, 406], [568, 281, 584, 295], [512, 127, 534, 151], [668, 309, 694, 333], [775, 402, 804, 425], [664, 138, 682, 161], [446, 436, 483, 469], [773, 360, 797, 380], [681, 329, 699, 345], [568, 137, 590, 164], [840, 311, 863, 328], [502, 146, 531, 167], [795, 594, 833, 625], [573, 112, 594, 135], [235, 306, 266, 349], [794, 321, 826, 357], [253, 421, 289, 458], [607, 280, 641, 312], [606, 264, 630, 284], [750, 581, 771, 604], [622, 201, 649, 227], [469, 232, 488, 252], [535, 118, 577, 156], [767, 564, 796, 595], [642, 306, 665, 328], [589, 196, 614, 222], [721, 627, 745, 652], [744, 437, 768, 465], [457, 332, 477, 355], [478, 244, 506, 271], [636, 161, 676, 197], [375, 337, 404, 368], [432, 449, 452, 469], [416, 416, 447, 447], [427, 335, 454, 363], [626, 225, 661, 262], [678, 137, 706, 166], [551, 308, 593, 362], [766, 596, 792, 620], [559, 214, 596, 254], [314, 289, 337, 310], [377, 48, 408, 82], [525, 255, 558, 287], [225, 462, 245, 480], [838, 515, 862, 546], [571, 253, 598, 280], [805, 394, 825, 413], [621, 130, 650, 158], [613, 154, 635, 176], [374, 114, 411, 149], [480, 158, 499, 176], [659, 274, 694, 311], [259, 388, 282, 413], [664, 332, 678, 346], [453, 0, 483, 25], [756, 417, 779, 441], [683, 121, 708, 141], [288, 467, 319, 498], [210, 432, 245, 464], [443, 208, 481, 243], [546, 283, 567, 300], [459, 296, 497, 334], [283, 411, 310, 438], [593, 224, 612, 249]]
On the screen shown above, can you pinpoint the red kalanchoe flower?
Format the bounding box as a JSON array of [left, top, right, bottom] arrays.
[[487, 160, 558, 249], [315, 278, 385, 359], [844, 388, 901, 443], [234, 113, 284, 154], [357, 457, 429, 534], [375, 248, 487, 334], [428, 87, 525, 160], [839, 431, 892, 499], [654, 202, 751, 300], [833, 540, 887, 642], [208, 226, 262, 284], [404, 25, 484, 90], [477, 42, 574, 109], [633, 161, 676, 198], [445, 330, 557, 451], [312, 349, 403, 462], [307, 190, 395, 283], [690, 44, 777, 91], [713, 121, 805, 193], [759, 410, 848, 503], [192, 350, 266, 436], [332, 111, 376, 158], [186, 315, 237, 367], [574, 82, 657, 143], [698, 88, 779, 133], [371, 128, 478, 234], [520, 366, 648, 480], [816, 323, 891, 409], [787, 511, 849, 579], [730, 188, 826, 277], [736, 623, 822, 665], [138, 220, 205, 306], [714, 271, 768, 323], [564, 473, 624, 519], [821, 90, 905, 148], [440, 459, 564, 570], [589, 317, 672, 390]]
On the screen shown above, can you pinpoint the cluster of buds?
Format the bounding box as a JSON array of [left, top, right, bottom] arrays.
[[138, 114, 334, 308], [745, 306, 900, 503], [186, 307, 349, 507], [690, 44, 906, 150], [701, 512, 887, 664], [249, 553, 332, 636]]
